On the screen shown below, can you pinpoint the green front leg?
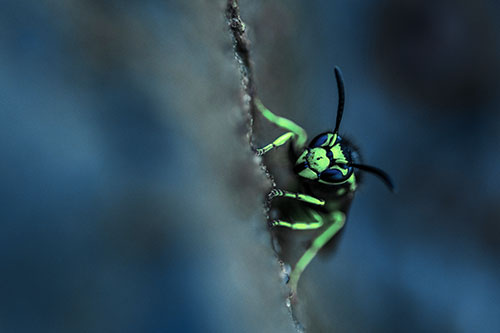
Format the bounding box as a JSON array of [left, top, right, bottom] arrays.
[[289, 211, 346, 294], [271, 209, 324, 230], [268, 189, 325, 206], [256, 132, 294, 156], [271, 219, 324, 230], [255, 98, 307, 150]]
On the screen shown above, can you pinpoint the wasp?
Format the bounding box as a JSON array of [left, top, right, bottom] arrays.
[[255, 67, 395, 295]]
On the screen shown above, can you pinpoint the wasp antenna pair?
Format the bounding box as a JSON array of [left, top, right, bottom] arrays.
[[333, 66, 395, 193]]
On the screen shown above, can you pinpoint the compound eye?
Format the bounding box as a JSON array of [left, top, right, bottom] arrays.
[[319, 169, 346, 183], [309, 133, 329, 148], [309, 132, 336, 148]]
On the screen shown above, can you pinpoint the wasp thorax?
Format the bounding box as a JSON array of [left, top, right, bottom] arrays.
[[306, 148, 329, 173]]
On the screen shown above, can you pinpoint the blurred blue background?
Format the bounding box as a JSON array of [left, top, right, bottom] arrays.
[[1, 0, 499, 332]]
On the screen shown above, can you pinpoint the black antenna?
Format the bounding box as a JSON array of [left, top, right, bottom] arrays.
[[333, 66, 345, 134], [350, 163, 396, 193]]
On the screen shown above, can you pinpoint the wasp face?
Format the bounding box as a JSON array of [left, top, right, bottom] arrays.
[[293, 132, 356, 188]]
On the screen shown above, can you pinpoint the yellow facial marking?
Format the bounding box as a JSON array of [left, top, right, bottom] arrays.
[[330, 143, 347, 163], [298, 168, 318, 180], [306, 148, 329, 173]]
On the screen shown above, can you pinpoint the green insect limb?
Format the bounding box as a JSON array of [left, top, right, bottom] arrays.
[[268, 189, 325, 206], [288, 210, 346, 294], [271, 209, 324, 230], [256, 132, 294, 156], [254, 98, 307, 150], [271, 220, 324, 230]]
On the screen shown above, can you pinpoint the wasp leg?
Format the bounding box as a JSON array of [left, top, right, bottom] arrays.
[[255, 98, 307, 150], [268, 189, 325, 206], [271, 210, 324, 230], [288, 210, 346, 294], [271, 220, 324, 230], [256, 132, 294, 156]]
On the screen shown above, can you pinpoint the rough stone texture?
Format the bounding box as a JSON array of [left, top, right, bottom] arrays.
[[0, 1, 293, 332]]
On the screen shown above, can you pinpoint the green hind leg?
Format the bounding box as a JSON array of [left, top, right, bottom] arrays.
[[288, 211, 346, 294], [256, 132, 294, 156], [268, 189, 325, 206], [255, 98, 307, 150]]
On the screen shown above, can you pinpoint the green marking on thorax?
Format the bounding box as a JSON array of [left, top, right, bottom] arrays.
[[336, 188, 346, 196]]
